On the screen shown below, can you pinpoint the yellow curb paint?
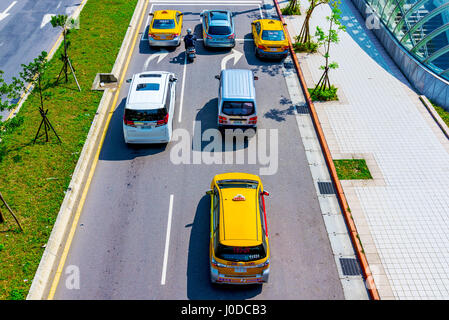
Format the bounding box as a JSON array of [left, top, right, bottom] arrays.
[[47, 0, 149, 299]]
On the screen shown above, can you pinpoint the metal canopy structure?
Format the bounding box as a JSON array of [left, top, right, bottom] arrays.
[[367, 0, 449, 81]]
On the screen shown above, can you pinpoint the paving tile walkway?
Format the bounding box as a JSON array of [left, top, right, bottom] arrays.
[[283, 0, 449, 299]]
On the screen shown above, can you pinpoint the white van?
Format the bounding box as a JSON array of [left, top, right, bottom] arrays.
[[123, 71, 177, 144], [215, 69, 258, 130]]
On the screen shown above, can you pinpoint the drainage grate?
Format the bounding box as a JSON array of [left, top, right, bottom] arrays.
[[296, 104, 309, 114], [318, 181, 335, 195], [340, 258, 361, 276]]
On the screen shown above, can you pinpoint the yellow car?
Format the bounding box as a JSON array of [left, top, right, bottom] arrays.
[[251, 19, 289, 59], [148, 10, 183, 47], [206, 172, 270, 284]]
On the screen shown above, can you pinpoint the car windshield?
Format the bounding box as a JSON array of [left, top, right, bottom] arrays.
[[262, 30, 285, 41], [216, 243, 266, 262], [153, 19, 175, 29], [208, 25, 232, 35], [124, 108, 167, 122], [222, 101, 255, 116]]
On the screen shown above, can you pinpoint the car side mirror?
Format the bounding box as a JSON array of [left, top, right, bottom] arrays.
[[215, 75, 220, 80], [149, 13, 154, 16], [254, 76, 259, 80], [177, 13, 183, 16], [283, 23, 287, 26], [170, 77, 178, 82], [206, 190, 213, 195], [262, 191, 269, 196], [126, 78, 132, 83]]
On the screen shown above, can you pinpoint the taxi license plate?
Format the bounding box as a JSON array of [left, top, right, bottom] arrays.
[[269, 48, 279, 52], [159, 35, 167, 40], [232, 120, 243, 124], [234, 267, 246, 273]]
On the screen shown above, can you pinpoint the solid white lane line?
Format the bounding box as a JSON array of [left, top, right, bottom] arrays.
[[141, 4, 153, 41], [178, 54, 187, 123], [161, 194, 174, 286]]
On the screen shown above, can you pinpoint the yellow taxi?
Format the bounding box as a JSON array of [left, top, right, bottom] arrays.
[[148, 10, 183, 47], [206, 172, 270, 284], [251, 19, 289, 59]]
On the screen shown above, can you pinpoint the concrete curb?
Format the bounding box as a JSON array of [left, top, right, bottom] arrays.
[[272, 0, 380, 300], [419, 95, 449, 140], [26, 0, 146, 300]]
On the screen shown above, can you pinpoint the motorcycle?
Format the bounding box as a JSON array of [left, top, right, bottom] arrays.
[[186, 46, 196, 62]]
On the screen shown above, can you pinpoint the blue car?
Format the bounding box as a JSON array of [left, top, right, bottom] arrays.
[[200, 10, 235, 48]]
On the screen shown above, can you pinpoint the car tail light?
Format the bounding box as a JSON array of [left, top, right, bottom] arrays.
[[205, 33, 212, 39], [171, 33, 179, 39], [218, 116, 228, 124], [249, 116, 257, 124], [282, 45, 289, 50], [123, 115, 136, 127], [156, 114, 169, 127], [257, 45, 266, 50], [227, 33, 235, 39]]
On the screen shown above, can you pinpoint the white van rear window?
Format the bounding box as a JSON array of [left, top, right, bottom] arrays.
[[222, 101, 254, 116]]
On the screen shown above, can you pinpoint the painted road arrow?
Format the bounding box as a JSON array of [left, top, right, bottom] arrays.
[[0, 1, 17, 22], [221, 49, 243, 70], [144, 49, 169, 69]]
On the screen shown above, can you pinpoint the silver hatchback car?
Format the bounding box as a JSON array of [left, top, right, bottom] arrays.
[[200, 10, 235, 48]]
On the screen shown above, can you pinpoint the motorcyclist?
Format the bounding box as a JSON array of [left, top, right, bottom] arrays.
[[183, 28, 197, 50]]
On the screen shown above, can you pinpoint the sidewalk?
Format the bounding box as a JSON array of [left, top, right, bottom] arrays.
[[284, 0, 449, 299]]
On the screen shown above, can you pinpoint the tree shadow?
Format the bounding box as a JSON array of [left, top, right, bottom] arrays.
[[98, 98, 167, 161], [186, 195, 263, 300], [263, 96, 296, 122], [242, 34, 285, 77]]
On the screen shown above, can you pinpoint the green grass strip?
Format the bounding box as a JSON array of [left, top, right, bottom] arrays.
[[0, 0, 138, 300], [334, 159, 373, 180]]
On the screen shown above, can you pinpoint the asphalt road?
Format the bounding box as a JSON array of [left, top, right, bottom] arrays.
[[0, 0, 80, 120], [53, 0, 344, 299]]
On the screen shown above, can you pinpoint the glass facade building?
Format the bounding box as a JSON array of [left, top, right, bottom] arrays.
[[366, 0, 449, 81]]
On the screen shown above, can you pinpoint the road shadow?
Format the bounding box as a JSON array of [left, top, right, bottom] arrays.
[[263, 96, 296, 122], [193, 98, 255, 152], [186, 195, 263, 300], [242, 34, 285, 78], [98, 98, 167, 161]]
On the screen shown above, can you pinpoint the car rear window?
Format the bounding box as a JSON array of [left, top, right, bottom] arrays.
[[208, 25, 232, 35], [210, 11, 229, 20], [222, 101, 255, 116], [216, 243, 266, 262], [261, 30, 285, 41], [124, 108, 167, 122], [153, 19, 175, 29], [217, 180, 258, 189], [136, 83, 160, 91]]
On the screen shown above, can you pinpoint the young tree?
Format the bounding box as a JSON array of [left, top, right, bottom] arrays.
[[0, 70, 23, 121], [20, 51, 61, 143], [51, 14, 81, 91], [297, 0, 329, 45], [312, 0, 345, 95]]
